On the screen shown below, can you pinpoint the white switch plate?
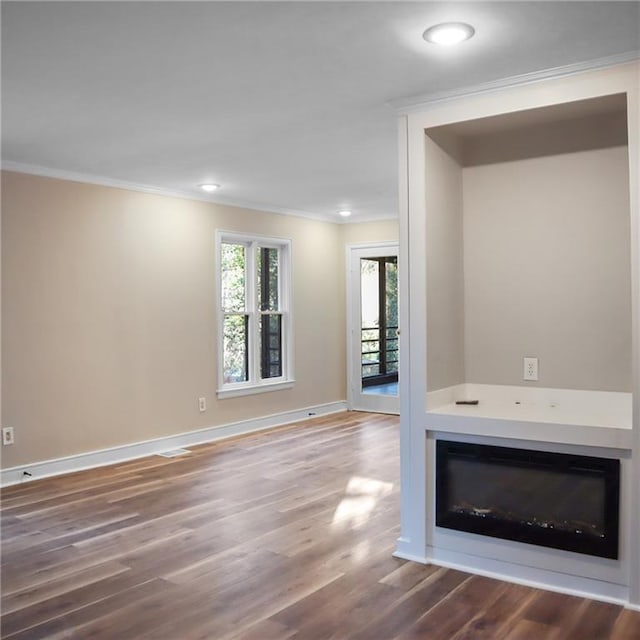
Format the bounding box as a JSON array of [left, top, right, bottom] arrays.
[[523, 357, 539, 381], [2, 427, 15, 446], [198, 397, 206, 412]]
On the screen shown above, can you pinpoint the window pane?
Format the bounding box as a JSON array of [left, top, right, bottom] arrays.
[[361, 329, 378, 341], [223, 314, 249, 383], [260, 313, 282, 379], [385, 259, 398, 330], [218, 234, 291, 393], [221, 243, 246, 311], [361, 259, 379, 330], [258, 247, 279, 311], [362, 340, 380, 356], [362, 364, 380, 377]]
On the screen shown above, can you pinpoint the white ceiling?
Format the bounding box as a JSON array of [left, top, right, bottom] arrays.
[[2, 2, 639, 222]]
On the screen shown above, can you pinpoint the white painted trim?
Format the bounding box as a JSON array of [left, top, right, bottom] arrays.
[[346, 245, 355, 412], [397, 60, 640, 607], [624, 70, 640, 607], [391, 51, 640, 113], [397, 113, 416, 556], [425, 549, 629, 606], [216, 380, 295, 399], [0, 161, 395, 225], [393, 534, 426, 564], [345, 241, 399, 251], [345, 243, 400, 415], [0, 401, 348, 487], [394, 541, 634, 608], [392, 548, 427, 565], [423, 384, 633, 449], [215, 231, 294, 396]]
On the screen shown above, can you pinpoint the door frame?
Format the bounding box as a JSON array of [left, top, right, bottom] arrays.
[[346, 242, 400, 414]]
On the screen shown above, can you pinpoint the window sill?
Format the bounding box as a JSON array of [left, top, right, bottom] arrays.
[[216, 379, 295, 399]]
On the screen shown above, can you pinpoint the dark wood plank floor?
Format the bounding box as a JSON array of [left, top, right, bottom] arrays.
[[1, 411, 639, 639]]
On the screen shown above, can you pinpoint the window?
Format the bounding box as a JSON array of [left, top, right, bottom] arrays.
[[360, 256, 398, 386], [217, 232, 293, 398]]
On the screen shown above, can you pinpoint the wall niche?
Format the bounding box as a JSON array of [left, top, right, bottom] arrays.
[[423, 93, 631, 397]]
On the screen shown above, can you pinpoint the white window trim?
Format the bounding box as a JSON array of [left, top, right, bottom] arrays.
[[216, 230, 294, 399]]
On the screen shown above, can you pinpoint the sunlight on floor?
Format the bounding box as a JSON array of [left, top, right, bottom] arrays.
[[331, 476, 394, 530], [351, 539, 371, 563]]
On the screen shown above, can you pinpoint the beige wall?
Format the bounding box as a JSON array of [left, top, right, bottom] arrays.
[[340, 219, 398, 245], [425, 135, 466, 391], [463, 146, 632, 391], [2, 171, 365, 467]]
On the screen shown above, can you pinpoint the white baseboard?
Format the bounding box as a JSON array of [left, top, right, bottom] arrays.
[[393, 537, 428, 564], [392, 549, 428, 564], [392, 538, 633, 606], [425, 547, 628, 606], [1, 401, 348, 487]]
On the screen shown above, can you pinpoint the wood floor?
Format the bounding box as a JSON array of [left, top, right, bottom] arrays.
[[1, 411, 639, 639]]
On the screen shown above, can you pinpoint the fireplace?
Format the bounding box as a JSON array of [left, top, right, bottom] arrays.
[[435, 440, 620, 559]]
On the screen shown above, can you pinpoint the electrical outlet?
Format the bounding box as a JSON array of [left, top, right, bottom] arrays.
[[2, 427, 15, 446], [523, 357, 539, 381], [198, 397, 206, 412]]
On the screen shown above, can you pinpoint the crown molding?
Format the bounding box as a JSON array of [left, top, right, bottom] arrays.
[[1, 160, 395, 224], [390, 51, 640, 114], [0, 160, 327, 220]]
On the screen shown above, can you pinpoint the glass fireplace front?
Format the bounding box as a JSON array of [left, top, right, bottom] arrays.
[[435, 440, 620, 559]]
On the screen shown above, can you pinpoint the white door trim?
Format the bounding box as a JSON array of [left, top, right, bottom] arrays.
[[346, 242, 400, 414]]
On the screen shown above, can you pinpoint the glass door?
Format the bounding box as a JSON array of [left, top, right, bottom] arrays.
[[348, 244, 399, 414]]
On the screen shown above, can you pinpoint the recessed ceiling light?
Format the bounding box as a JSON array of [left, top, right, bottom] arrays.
[[199, 183, 220, 193], [423, 22, 475, 46], [338, 210, 352, 218]]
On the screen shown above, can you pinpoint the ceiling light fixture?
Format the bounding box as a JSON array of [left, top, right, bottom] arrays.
[[423, 22, 475, 46], [199, 183, 220, 193], [338, 210, 352, 218]]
